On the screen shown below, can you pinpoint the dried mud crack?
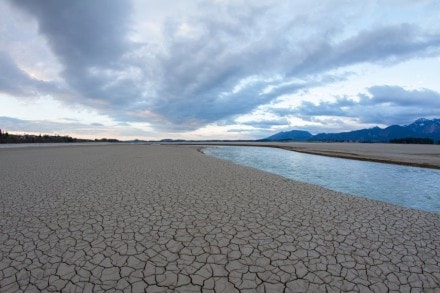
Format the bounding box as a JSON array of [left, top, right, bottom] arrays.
[[1, 144, 439, 292]]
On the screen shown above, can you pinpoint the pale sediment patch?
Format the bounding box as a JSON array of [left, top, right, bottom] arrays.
[[0, 144, 439, 292]]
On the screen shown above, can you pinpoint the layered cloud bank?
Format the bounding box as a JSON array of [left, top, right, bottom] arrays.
[[1, 0, 440, 139]]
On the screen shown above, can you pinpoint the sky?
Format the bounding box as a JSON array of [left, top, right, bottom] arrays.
[[1, 0, 440, 140]]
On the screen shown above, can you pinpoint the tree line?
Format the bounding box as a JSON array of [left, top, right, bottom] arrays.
[[389, 137, 437, 144], [0, 129, 119, 144]]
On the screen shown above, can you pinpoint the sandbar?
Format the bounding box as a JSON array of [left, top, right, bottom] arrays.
[[0, 144, 439, 292]]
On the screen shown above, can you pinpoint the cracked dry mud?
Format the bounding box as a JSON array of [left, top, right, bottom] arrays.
[[0, 144, 439, 292]]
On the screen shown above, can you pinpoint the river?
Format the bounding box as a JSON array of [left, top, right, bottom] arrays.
[[203, 146, 440, 213]]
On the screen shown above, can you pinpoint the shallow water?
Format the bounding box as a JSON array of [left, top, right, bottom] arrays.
[[203, 146, 440, 213]]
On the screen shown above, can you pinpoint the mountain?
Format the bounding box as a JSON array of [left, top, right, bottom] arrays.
[[263, 130, 313, 141], [262, 118, 440, 143]]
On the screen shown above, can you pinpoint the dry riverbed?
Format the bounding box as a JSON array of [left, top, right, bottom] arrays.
[[0, 144, 439, 292]]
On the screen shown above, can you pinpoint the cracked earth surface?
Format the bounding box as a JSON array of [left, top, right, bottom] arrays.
[[0, 145, 439, 292]]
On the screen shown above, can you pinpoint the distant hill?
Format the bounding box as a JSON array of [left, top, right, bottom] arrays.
[[262, 118, 440, 143], [263, 130, 313, 141]]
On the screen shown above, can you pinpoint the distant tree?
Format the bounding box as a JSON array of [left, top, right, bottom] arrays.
[[0, 131, 118, 144], [390, 137, 434, 144]]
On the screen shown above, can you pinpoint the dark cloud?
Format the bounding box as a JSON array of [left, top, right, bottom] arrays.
[[286, 86, 440, 126], [122, 19, 440, 129], [314, 24, 440, 72], [4, 1, 440, 132], [11, 0, 130, 66], [8, 0, 137, 107]]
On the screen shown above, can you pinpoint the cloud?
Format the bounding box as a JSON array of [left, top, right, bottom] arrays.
[[0, 51, 61, 97], [285, 86, 440, 126], [12, 0, 131, 68], [367, 85, 440, 107], [240, 118, 291, 129], [0, 116, 95, 134], [0, 116, 152, 138], [145, 11, 440, 128], [4, 0, 440, 133], [311, 24, 440, 73], [7, 0, 138, 107]]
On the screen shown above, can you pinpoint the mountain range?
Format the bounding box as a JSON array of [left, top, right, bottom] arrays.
[[262, 118, 440, 143]]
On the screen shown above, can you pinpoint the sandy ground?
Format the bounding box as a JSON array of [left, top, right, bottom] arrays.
[[177, 142, 440, 169], [0, 144, 439, 292]]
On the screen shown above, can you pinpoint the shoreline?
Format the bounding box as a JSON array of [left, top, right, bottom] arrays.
[[181, 142, 440, 169]]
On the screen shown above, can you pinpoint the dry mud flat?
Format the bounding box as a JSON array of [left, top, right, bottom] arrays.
[[0, 144, 439, 292]]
